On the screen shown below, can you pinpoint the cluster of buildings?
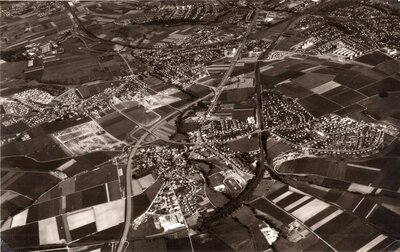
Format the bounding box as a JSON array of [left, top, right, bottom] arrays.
[[1, 4, 73, 50], [14, 88, 55, 105], [133, 146, 215, 226], [222, 8, 252, 28], [0, 1, 64, 18], [304, 114, 386, 156], [133, 43, 231, 85], [292, 2, 400, 57], [199, 119, 255, 142], [25, 41, 64, 60], [116, 3, 221, 25], [15, 75, 147, 128], [263, 91, 314, 130], [206, 144, 255, 175], [2, 101, 30, 117], [262, 91, 388, 157]]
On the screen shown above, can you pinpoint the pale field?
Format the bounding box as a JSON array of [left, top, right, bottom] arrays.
[[348, 183, 375, 194], [93, 199, 125, 232], [38, 217, 62, 245], [291, 198, 330, 222], [11, 209, 28, 228], [311, 80, 341, 95], [67, 208, 95, 230]]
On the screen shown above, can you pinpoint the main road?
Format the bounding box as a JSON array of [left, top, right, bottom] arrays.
[[116, 11, 260, 250], [116, 90, 215, 252], [200, 10, 259, 124], [200, 14, 301, 229]]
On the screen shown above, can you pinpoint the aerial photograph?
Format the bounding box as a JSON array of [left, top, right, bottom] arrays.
[[0, 0, 399, 251]]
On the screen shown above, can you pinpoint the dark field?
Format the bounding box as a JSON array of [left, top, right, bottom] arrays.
[[298, 94, 342, 117], [75, 80, 119, 99], [315, 212, 385, 251], [166, 237, 192, 251], [227, 136, 258, 152], [66, 184, 108, 212], [192, 234, 235, 252], [2, 121, 30, 136], [358, 93, 400, 120], [320, 85, 349, 99], [64, 151, 118, 176], [75, 164, 119, 191], [334, 103, 365, 116], [179, 121, 199, 133], [121, 105, 160, 127], [275, 82, 314, 99], [355, 51, 393, 66], [276, 70, 305, 80], [373, 59, 400, 75], [72, 223, 124, 245], [1, 156, 68, 172], [368, 206, 400, 238], [1, 222, 39, 249], [346, 74, 376, 89], [232, 109, 254, 120], [209, 217, 254, 251], [359, 77, 400, 97], [26, 197, 61, 223], [186, 84, 212, 98], [205, 185, 229, 208], [132, 179, 162, 219], [333, 69, 361, 86], [294, 72, 335, 90], [1, 192, 33, 220], [353, 158, 400, 191], [70, 222, 97, 241], [220, 88, 255, 103], [153, 105, 175, 117], [130, 238, 167, 251], [28, 139, 69, 161], [131, 193, 150, 219], [250, 197, 294, 225], [266, 138, 292, 161], [260, 74, 285, 89], [329, 89, 367, 107], [2, 171, 60, 199], [1, 135, 54, 158], [96, 110, 138, 141]]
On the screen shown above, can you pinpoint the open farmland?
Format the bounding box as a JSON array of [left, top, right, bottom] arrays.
[[39, 38, 126, 84], [358, 93, 400, 121], [1, 135, 68, 161], [1, 1, 400, 251], [1, 170, 60, 200], [114, 102, 161, 127], [96, 109, 139, 142]]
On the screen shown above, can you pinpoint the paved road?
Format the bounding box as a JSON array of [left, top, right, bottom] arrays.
[[187, 9, 259, 159], [200, 13, 300, 229], [115, 13, 259, 243], [116, 89, 216, 251], [200, 10, 259, 124]]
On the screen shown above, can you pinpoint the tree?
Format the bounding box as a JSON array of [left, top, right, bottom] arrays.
[[0, 47, 29, 62], [379, 90, 388, 98]]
